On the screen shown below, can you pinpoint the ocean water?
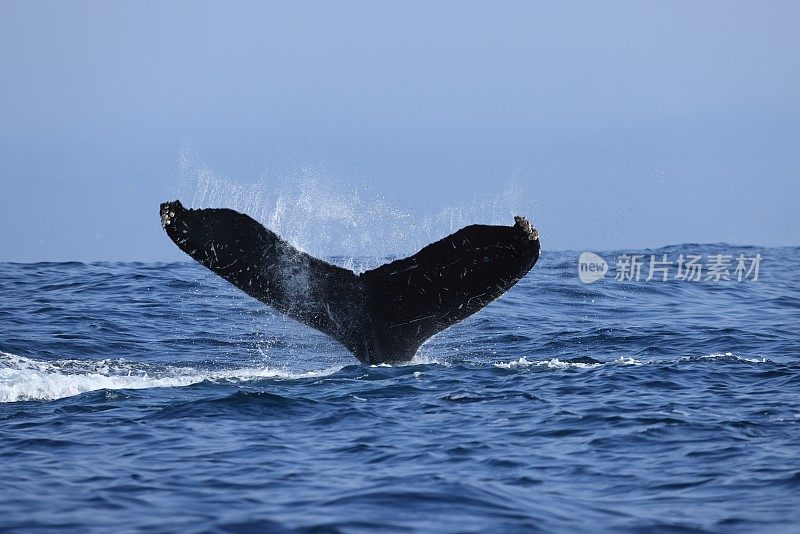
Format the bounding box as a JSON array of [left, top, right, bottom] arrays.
[[1, 246, 799, 532]]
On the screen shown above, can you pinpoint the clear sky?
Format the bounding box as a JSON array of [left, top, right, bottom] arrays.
[[1, 1, 798, 261]]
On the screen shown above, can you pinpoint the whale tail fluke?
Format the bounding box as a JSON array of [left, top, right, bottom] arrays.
[[161, 200, 540, 364]]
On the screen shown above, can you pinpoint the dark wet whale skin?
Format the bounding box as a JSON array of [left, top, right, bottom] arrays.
[[160, 200, 540, 364]]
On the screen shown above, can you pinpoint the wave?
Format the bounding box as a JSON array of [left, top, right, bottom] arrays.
[[676, 351, 767, 364], [494, 356, 609, 369], [0, 352, 343, 403], [1, 350, 774, 403], [494, 352, 769, 370]]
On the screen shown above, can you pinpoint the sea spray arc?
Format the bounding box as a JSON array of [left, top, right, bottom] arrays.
[[160, 200, 540, 364]]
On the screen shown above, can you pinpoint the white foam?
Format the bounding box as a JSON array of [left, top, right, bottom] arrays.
[[675, 352, 766, 364], [493, 352, 769, 371], [494, 357, 603, 370], [0, 352, 342, 403], [411, 353, 449, 366], [613, 356, 643, 366]]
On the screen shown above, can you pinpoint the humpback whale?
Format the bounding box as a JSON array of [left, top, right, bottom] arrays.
[[160, 200, 540, 364]]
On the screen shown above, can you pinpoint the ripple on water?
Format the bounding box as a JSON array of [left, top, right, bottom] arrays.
[[0, 254, 799, 531]]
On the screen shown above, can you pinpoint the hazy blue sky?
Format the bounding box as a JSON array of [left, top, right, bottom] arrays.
[[1, 1, 798, 261]]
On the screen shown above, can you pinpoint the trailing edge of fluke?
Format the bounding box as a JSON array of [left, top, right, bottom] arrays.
[[160, 200, 540, 364]]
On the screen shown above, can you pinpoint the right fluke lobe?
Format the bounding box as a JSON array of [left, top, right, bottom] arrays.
[[160, 200, 540, 364]]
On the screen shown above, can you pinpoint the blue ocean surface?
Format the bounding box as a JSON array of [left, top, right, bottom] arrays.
[[1, 246, 799, 532]]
